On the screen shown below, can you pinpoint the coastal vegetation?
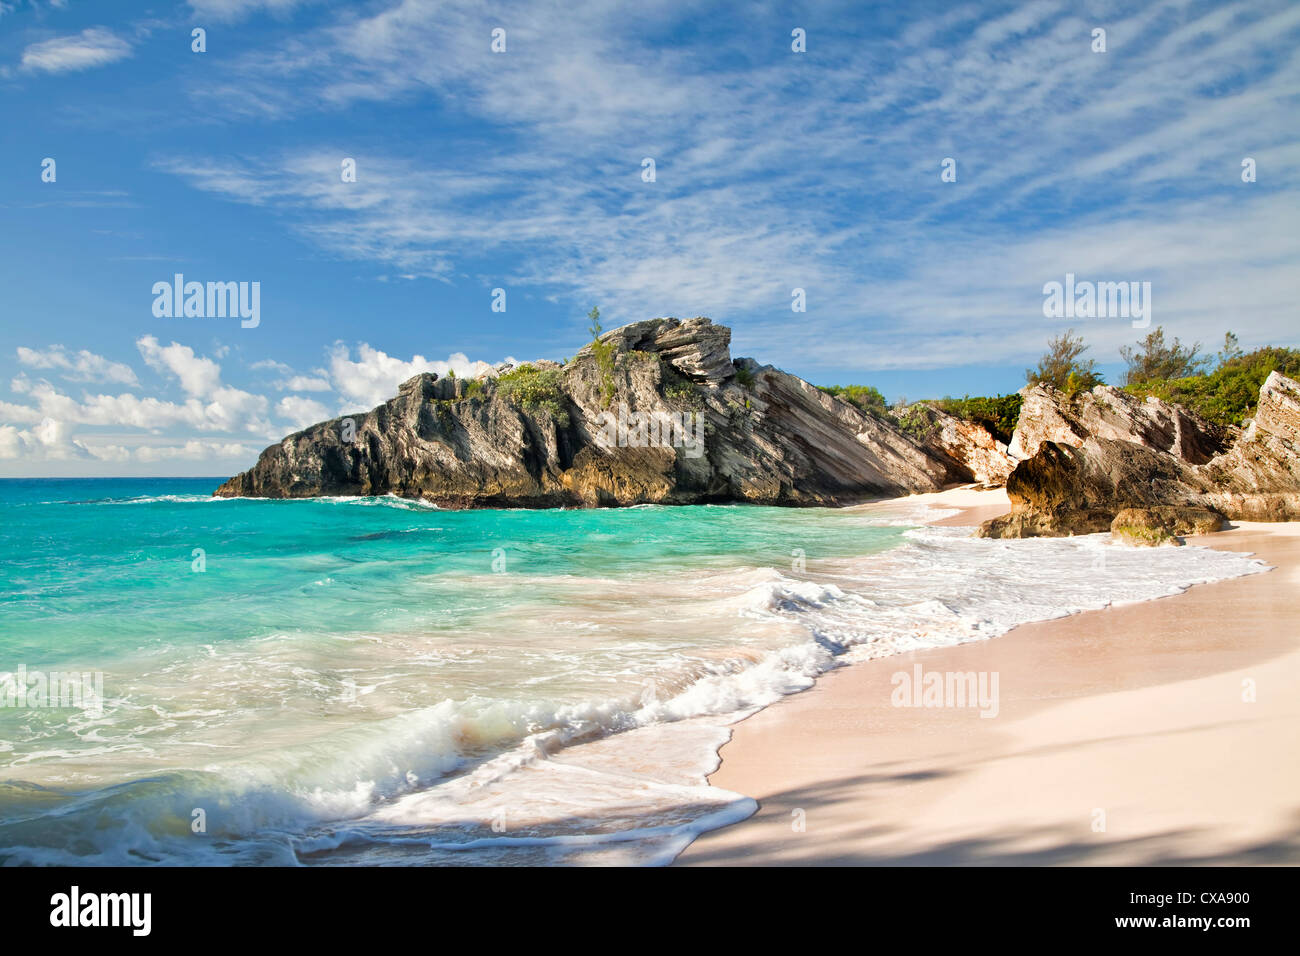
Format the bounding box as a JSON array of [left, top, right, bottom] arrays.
[[1120, 331, 1300, 427], [1026, 328, 1104, 394], [586, 306, 617, 407], [819, 384, 887, 416], [817, 383, 1021, 444], [818, 324, 1298, 446], [934, 394, 1023, 444], [495, 363, 570, 427]]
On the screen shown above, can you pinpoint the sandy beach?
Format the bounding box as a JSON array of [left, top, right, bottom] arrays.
[[678, 487, 1300, 866]]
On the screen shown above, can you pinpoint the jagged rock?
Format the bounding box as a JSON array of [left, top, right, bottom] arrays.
[[588, 317, 736, 384], [215, 317, 966, 507], [1189, 371, 1300, 520], [1009, 383, 1229, 463], [906, 404, 1015, 486], [978, 438, 1177, 538], [979, 372, 1300, 538]]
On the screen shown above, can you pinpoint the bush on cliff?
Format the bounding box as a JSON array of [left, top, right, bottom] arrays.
[[819, 384, 888, 417], [496, 364, 570, 427], [1123, 343, 1300, 427], [1026, 329, 1104, 394], [935, 394, 1023, 444]]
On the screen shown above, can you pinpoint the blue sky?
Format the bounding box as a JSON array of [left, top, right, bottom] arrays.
[[1, 0, 1297, 477]]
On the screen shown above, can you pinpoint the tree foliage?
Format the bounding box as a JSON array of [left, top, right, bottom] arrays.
[[819, 384, 888, 417], [1026, 329, 1104, 393], [1124, 344, 1300, 426], [1119, 326, 1205, 386]]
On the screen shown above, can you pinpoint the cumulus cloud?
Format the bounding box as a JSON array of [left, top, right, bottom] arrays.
[[16, 346, 139, 386], [276, 395, 331, 430], [280, 374, 332, 392], [21, 27, 132, 74], [132, 439, 260, 463], [137, 336, 222, 397], [0, 419, 92, 461], [327, 343, 504, 410]]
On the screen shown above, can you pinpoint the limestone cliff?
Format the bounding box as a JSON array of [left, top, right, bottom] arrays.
[[214, 318, 968, 506], [979, 371, 1300, 539]]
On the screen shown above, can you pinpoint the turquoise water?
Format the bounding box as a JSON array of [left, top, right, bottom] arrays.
[[0, 478, 908, 864], [0, 479, 1268, 865]]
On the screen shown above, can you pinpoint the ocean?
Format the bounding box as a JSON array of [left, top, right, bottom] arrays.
[[0, 478, 1268, 865]]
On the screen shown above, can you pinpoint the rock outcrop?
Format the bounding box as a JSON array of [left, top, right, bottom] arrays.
[[905, 404, 1015, 487], [215, 317, 969, 507], [1008, 383, 1230, 463], [979, 371, 1300, 538]]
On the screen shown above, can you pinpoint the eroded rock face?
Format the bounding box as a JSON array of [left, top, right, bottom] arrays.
[[979, 371, 1300, 538], [1009, 383, 1230, 464], [215, 317, 966, 507], [908, 405, 1015, 487], [1189, 371, 1300, 520]]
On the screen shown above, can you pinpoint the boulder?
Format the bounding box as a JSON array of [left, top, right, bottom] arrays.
[[979, 372, 1300, 537]]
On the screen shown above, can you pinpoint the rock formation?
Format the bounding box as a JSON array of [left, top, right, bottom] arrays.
[[902, 404, 1016, 487], [979, 371, 1300, 539], [215, 318, 971, 507], [1008, 382, 1231, 464]]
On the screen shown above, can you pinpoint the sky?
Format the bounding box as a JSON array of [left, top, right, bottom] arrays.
[[0, 0, 1296, 477]]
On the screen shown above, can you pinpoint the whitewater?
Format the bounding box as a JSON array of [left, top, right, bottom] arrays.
[[0, 478, 1269, 865]]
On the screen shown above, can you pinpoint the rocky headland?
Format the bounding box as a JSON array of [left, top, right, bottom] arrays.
[[216, 318, 978, 507], [215, 318, 1300, 542]]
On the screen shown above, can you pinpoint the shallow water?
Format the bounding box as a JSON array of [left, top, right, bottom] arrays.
[[0, 478, 1269, 865]]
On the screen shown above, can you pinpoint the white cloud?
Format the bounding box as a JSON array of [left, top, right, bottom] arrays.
[[21, 27, 132, 74], [327, 343, 501, 410], [249, 358, 292, 373], [160, 0, 1300, 372], [16, 345, 139, 386], [280, 374, 331, 392], [276, 395, 331, 429], [137, 336, 222, 397], [131, 439, 259, 463], [2, 336, 277, 445], [0, 419, 92, 461]]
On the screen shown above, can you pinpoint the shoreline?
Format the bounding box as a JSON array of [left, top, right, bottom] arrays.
[[676, 487, 1300, 865]]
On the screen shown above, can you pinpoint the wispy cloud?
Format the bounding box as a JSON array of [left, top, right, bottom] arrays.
[[21, 27, 132, 74], [158, 0, 1300, 368], [16, 346, 139, 386]]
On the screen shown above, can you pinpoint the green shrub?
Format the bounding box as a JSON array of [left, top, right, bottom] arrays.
[[935, 394, 1023, 444], [1123, 346, 1300, 426], [665, 382, 702, 408], [894, 404, 938, 442], [818, 384, 888, 417], [734, 365, 756, 389], [1026, 329, 1103, 393], [496, 364, 570, 427], [1120, 327, 1205, 386], [586, 307, 617, 407]]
